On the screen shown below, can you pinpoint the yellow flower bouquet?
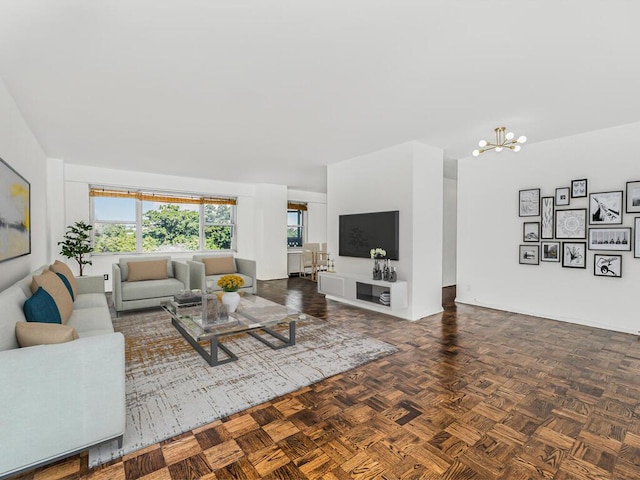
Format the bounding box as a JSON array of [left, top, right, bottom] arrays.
[[217, 274, 245, 292]]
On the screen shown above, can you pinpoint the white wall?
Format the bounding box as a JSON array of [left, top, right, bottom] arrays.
[[457, 121, 640, 334], [327, 141, 443, 320], [443, 177, 457, 286], [0, 77, 49, 291], [254, 184, 288, 280]]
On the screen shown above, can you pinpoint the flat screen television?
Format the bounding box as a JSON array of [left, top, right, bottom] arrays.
[[339, 210, 399, 260]]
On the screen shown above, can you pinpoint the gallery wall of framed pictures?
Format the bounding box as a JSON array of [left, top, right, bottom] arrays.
[[519, 179, 640, 277]]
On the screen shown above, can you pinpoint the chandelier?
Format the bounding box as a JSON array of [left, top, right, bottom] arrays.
[[472, 127, 527, 156]]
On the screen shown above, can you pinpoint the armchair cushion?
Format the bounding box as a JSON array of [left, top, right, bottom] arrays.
[[16, 322, 79, 348], [23, 288, 62, 324], [50, 261, 78, 299], [119, 255, 174, 281], [127, 259, 169, 282], [203, 256, 236, 275], [121, 277, 185, 302]]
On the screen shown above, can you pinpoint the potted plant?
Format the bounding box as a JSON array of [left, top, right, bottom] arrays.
[[217, 274, 245, 312], [58, 221, 94, 276]]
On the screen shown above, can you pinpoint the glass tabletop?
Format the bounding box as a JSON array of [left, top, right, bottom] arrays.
[[161, 294, 302, 341]]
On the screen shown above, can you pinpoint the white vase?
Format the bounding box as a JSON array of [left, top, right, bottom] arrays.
[[222, 291, 241, 313]]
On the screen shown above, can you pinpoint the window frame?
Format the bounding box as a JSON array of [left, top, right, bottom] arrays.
[[89, 186, 237, 255], [287, 204, 307, 249]]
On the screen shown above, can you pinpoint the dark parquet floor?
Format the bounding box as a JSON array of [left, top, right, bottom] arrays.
[[12, 278, 640, 479]]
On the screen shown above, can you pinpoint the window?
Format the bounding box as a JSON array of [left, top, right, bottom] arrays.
[[90, 188, 236, 254], [287, 202, 307, 248]]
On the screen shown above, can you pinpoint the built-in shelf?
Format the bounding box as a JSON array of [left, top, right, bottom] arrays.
[[317, 272, 408, 315]]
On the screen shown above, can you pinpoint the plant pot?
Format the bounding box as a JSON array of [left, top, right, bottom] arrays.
[[222, 291, 241, 313]]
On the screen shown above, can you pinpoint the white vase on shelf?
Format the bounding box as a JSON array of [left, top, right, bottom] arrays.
[[222, 291, 241, 313]]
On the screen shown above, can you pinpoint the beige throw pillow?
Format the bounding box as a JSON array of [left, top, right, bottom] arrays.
[[127, 260, 169, 282], [50, 260, 78, 299], [203, 256, 236, 275], [16, 322, 79, 348], [31, 269, 74, 323]]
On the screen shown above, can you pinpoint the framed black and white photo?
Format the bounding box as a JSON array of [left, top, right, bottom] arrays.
[[562, 242, 586, 268], [541, 197, 554, 239], [588, 227, 631, 251], [556, 187, 570, 206], [555, 208, 586, 239], [571, 179, 588, 198], [635, 218, 640, 258], [594, 254, 622, 278], [589, 191, 623, 224], [519, 188, 540, 217], [541, 241, 560, 262], [519, 245, 539, 265], [523, 222, 540, 242], [626, 181, 640, 213]]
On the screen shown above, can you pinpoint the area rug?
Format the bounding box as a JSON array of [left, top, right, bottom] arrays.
[[88, 300, 398, 467]]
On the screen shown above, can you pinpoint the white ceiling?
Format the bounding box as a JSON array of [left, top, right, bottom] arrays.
[[1, 1, 639, 193]]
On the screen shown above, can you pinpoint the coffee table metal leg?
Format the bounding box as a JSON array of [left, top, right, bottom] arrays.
[[247, 321, 296, 349], [210, 335, 238, 366]]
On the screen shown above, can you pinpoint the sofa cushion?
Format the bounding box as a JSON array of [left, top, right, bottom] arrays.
[[50, 260, 78, 300], [15, 322, 79, 348], [127, 260, 169, 282], [203, 256, 236, 275], [205, 273, 253, 291], [31, 270, 74, 323], [121, 277, 185, 302], [23, 287, 62, 324], [0, 286, 27, 351], [67, 306, 114, 337], [119, 256, 173, 281], [73, 293, 109, 310]]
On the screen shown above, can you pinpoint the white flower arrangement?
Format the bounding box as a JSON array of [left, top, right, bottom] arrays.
[[370, 247, 387, 259]]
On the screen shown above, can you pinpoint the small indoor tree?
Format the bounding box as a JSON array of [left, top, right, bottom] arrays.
[[59, 221, 94, 276]]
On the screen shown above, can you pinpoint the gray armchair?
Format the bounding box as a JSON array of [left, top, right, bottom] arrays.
[[112, 256, 190, 312], [187, 254, 256, 294]]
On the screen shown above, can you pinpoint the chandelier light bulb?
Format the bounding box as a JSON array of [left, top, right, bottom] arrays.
[[495, 147, 503, 152], [506, 132, 515, 140], [472, 149, 480, 157], [478, 140, 487, 147], [517, 135, 527, 144], [513, 145, 521, 152]]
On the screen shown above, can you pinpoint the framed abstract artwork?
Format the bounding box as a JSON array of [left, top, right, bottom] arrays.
[[594, 254, 622, 278], [555, 208, 587, 239], [556, 187, 570, 206], [0, 157, 31, 263], [519, 245, 539, 265], [562, 242, 586, 268], [589, 191, 623, 225], [626, 181, 640, 213], [571, 179, 588, 198], [519, 188, 540, 217], [588, 227, 631, 251], [541, 241, 560, 262], [541, 196, 554, 239]]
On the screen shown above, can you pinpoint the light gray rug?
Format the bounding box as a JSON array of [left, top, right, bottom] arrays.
[[89, 299, 398, 467]]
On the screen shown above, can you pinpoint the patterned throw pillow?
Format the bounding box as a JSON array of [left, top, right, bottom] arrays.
[[23, 287, 62, 324]]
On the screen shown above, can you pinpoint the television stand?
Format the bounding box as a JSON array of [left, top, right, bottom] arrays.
[[317, 272, 408, 315]]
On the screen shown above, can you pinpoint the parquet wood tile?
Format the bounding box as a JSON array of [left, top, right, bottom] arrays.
[[13, 280, 640, 479]]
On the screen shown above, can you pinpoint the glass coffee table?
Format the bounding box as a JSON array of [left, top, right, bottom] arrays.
[[161, 294, 301, 366]]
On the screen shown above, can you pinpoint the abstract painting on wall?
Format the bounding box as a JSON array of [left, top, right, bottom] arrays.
[[0, 157, 30, 263]]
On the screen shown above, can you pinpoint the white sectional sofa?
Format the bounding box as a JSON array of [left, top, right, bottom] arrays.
[[0, 266, 125, 479]]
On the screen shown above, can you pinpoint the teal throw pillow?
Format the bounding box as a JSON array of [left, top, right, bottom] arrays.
[[55, 272, 75, 301], [23, 287, 62, 324]]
